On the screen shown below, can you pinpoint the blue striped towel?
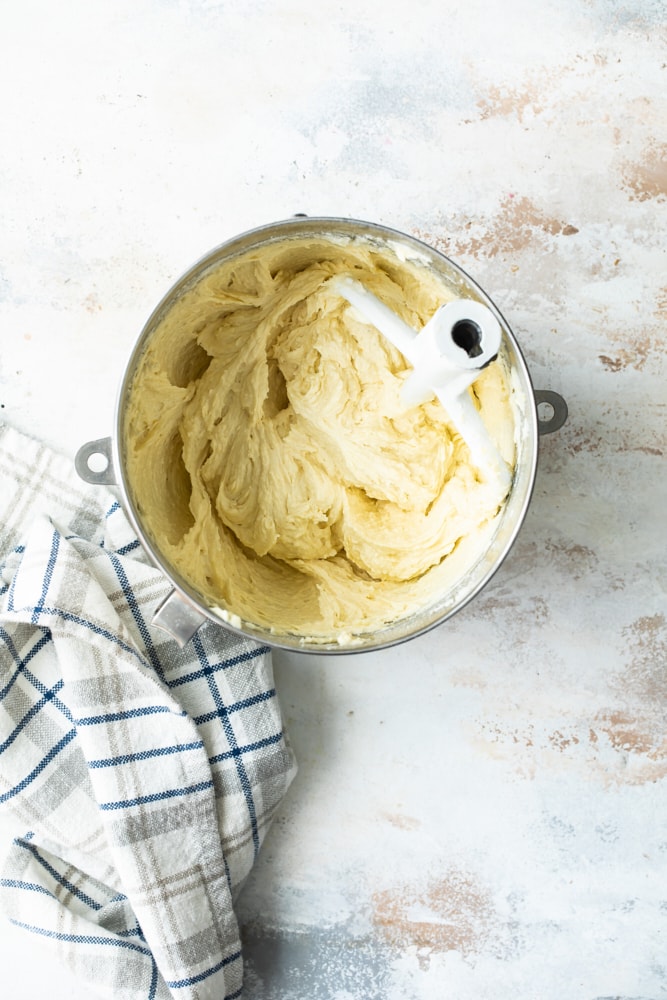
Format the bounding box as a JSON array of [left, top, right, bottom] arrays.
[[0, 424, 297, 999]]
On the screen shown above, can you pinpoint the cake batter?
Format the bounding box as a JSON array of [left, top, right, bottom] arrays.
[[123, 236, 517, 642]]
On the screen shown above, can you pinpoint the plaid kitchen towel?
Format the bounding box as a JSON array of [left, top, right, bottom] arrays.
[[0, 423, 297, 999]]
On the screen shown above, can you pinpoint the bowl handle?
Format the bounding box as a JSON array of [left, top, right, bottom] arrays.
[[76, 439, 207, 646], [151, 589, 208, 647], [75, 437, 116, 485], [535, 390, 568, 435]]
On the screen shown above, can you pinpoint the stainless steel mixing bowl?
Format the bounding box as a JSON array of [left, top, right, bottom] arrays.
[[76, 216, 567, 653]]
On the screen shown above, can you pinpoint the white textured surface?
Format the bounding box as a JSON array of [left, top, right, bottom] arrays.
[[1, 1, 666, 997]]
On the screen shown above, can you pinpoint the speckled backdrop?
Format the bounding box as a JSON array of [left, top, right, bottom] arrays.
[[0, 1, 666, 998]]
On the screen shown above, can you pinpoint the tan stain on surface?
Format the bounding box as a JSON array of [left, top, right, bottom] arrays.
[[411, 195, 579, 261], [470, 591, 550, 628], [593, 706, 667, 786], [623, 143, 667, 202], [372, 870, 493, 957], [560, 413, 665, 457], [544, 540, 598, 580], [618, 613, 667, 705], [474, 614, 667, 785], [594, 711, 656, 755], [477, 715, 667, 786], [549, 730, 580, 752], [382, 812, 421, 831], [480, 722, 579, 757], [476, 83, 545, 123], [561, 422, 602, 456], [599, 340, 651, 372], [82, 291, 103, 313]]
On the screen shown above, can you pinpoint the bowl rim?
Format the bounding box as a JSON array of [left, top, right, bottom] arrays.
[[111, 215, 540, 654]]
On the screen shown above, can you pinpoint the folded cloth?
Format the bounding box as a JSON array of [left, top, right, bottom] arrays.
[[0, 424, 297, 999]]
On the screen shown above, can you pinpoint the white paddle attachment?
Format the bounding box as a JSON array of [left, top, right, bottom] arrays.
[[331, 276, 511, 491]]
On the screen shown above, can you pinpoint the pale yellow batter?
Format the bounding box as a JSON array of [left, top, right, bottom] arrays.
[[123, 236, 517, 641]]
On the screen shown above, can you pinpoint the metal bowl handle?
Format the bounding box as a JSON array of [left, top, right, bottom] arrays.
[[151, 589, 208, 647], [75, 438, 209, 646], [75, 437, 116, 485], [535, 390, 568, 435]]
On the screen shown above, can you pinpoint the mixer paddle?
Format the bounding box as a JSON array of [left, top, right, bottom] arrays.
[[329, 276, 512, 492]]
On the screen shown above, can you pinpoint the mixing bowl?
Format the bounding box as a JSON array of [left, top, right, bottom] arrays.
[[76, 216, 566, 652]]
